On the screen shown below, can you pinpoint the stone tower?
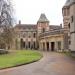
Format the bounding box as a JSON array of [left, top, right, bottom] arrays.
[[37, 13, 49, 35], [62, 0, 70, 32], [62, 0, 70, 50], [69, 0, 75, 51]]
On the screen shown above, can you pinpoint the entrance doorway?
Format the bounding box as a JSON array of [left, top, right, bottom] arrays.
[[51, 42, 55, 51], [47, 42, 49, 51]]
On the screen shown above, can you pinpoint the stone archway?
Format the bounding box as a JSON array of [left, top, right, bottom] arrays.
[[46, 42, 49, 51]]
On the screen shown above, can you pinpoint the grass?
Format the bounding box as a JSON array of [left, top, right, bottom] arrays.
[[0, 50, 42, 69]]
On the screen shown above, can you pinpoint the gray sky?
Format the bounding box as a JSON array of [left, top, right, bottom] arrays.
[[13, 0, 66, 25]]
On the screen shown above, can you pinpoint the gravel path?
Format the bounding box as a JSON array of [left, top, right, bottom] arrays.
[[0, 52, 75, 75]]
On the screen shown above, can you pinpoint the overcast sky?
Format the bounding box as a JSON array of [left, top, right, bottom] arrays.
[[13, 0, 66, 25]]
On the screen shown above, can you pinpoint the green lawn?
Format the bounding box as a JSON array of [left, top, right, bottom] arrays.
[[63, 51, 75, 59], [0, 50, 42, 69]]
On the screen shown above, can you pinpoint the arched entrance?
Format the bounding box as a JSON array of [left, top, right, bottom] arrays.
[[46, 42, 49, 51]]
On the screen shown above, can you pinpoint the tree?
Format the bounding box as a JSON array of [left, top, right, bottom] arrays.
[[0, 0, 15, 49], [0, 0, 14, 26]]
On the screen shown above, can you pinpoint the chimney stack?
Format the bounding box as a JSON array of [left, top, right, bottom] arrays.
[[19, 20, 21, 25]]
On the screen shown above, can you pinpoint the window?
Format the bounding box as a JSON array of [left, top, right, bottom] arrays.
[[42, 28, 45, 33], [68, 23, 70, 29], [33, 33, 36, 38], [67, 8, 70, 16], [28, 32, 31, 38], [63, 8, 66, 16], [23, 33, 26, 38], [69, 40, 71, 45], [29, 35, 30, 38], [71, 16, 73, 23]]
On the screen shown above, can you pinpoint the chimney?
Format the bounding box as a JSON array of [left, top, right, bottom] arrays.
[[19, 20, 21, 25], [60, 24, 62, 28]]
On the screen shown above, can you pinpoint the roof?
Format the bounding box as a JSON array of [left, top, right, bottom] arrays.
[[49, 25, 62, 30], [63, 0, 75, 8], [64, 0, 70, 7], [70, 0, 75, 5], [15, 24, 62, 31], [37, 13, 49, 23], [15, 24, 37, 30], [39, 29, 64, 37]]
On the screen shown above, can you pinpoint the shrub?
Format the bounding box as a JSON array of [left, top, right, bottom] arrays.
[[0, 49, 9, 55]]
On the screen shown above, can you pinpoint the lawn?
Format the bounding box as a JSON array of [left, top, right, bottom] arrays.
[[0, 50, 42, 69], [64, 51, 75, 59]]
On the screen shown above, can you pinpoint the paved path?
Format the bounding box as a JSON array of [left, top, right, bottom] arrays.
[[0, 52, 75, 75]]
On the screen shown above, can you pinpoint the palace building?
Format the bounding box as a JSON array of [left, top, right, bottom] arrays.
[[13, 0, 75, 52], [14, 13, 64, 51], [62, 0, 75, 52], [0, 0, 74, 52]]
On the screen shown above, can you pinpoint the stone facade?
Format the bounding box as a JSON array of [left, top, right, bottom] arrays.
[[14, 24, 37, 50], [14, 13, 64, 51], [62, 0, 75, 51], [0, 0, 75, 52]]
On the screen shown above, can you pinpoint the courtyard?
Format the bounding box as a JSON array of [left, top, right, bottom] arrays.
[[0, 52, 75, 75]]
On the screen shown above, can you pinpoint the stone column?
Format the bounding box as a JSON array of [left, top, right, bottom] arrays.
[[55, 41, 58, 51], [39, 42, 42, 50], [61, 41, 64, 51], [41, 42, 43, 51], [49, 42, 51, 51], [45, 42, 47, 51]]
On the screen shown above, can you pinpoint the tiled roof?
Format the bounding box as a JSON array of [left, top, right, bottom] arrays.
[[37, 13, 49, 23]]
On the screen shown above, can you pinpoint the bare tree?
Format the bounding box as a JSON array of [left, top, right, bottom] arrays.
[[0, 0, 15, 49], [0, 0, 14, 26]]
